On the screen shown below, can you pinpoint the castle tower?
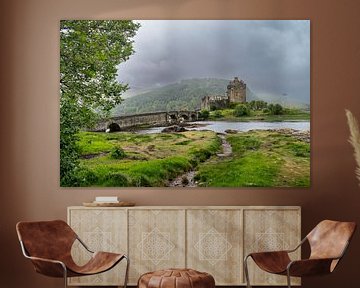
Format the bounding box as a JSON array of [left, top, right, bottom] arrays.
[[226, 77, 246, 103]]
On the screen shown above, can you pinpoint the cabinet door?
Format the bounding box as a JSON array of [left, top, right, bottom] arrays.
[[187, 209, 243, 285], [68, 208, 127, 286], [128, 209, 186, 284], [243, 208, 301, 286]]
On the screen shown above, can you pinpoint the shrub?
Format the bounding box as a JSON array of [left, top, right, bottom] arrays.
[[73, 167, 98, 186], [104, 172, 129, 186], [213, 110, 223, 118], [234, 104, 250, 117], [273, 104, 284, 115], [248, 100, 268, 111], [110, 146, 126, 159], [228, 102, 238, 109], [268, 103, 284, 115], [198, 109, 210, 120]]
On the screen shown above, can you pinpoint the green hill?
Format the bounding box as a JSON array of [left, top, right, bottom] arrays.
[[112, 78, 307, 116], [112, 78, 256, 115]]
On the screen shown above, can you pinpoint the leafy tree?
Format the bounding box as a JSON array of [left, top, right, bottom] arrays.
[[234, 104, 250, 117], [210, 105, 218, 111], [249, 100, 268, 111], [268, 103, 284, 115], [267, 104, 274, 113], [60, 20, 140, 186], [198, 109, 210, 120]]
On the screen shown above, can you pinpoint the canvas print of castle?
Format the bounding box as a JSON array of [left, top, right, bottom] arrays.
[[60, 20, 310, 188]]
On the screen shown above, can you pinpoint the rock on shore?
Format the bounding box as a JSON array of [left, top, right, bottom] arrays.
[[161, 125, 188, 133]]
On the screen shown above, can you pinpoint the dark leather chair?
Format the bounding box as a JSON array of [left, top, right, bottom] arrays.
[[16, 220, 129, 288], [244, 220, 356, 288]]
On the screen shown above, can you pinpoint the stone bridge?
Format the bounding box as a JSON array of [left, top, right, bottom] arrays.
[[92, 110, 199, 132]]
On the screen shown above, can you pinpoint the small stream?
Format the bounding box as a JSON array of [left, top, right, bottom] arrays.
[[167, 133, 233, 187], [167, 170, 197, 187], [217, 134, 232, 157]]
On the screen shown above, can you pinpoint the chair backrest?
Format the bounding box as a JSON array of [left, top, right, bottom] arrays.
[[307, 220, 356, 261], [16, 220, 77, 261]]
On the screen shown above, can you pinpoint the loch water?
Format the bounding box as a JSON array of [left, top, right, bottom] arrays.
[[136, 120, 310, 134]]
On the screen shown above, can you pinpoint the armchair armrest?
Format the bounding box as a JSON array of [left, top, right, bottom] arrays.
[[25, 255, 67, 278], [285, 237, 307, 253], [287, 239, 351, 277], [245, 236, 306, 259], [76, 235, 94, 253], [19, 240, 67, 277]]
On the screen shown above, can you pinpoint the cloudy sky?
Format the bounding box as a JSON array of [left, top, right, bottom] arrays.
[[117, 20, 310, 103]]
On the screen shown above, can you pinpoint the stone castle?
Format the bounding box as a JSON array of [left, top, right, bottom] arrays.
[[201, 77, 246, 110]]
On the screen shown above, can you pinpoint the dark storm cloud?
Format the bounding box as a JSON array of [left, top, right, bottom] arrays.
[[117, 20, 310, 103]]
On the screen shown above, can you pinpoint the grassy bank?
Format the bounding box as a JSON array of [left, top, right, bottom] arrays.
[[72, 128, 310, 187], [195, 130, 310, 187], [208, 108, 310, 122], [74, 131, 221, 187]]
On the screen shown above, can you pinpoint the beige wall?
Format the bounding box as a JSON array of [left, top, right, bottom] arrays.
[[1, 0, 360, 287]]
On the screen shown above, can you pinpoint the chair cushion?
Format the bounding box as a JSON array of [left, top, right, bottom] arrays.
[[250, 251, 291, 274], [138, 268, 215, 288], [67, 252, 124, 276]]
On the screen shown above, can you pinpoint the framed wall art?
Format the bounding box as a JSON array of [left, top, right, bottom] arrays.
[[60, 20, 310, 188]]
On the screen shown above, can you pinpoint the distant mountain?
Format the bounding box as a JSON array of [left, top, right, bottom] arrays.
[[112, 78, 233, 115], [112, 78, 307, 116]]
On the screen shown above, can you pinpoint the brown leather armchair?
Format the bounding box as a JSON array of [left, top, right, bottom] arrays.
[[244, 220, 356, 288], [16, 220, 129, 288]]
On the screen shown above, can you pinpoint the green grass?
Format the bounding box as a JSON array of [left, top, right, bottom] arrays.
[[74, 130, 221, 187], [196, 152, 281, 187], [196, 130, 310, 187], [79, 156, 192, 187], [208, 108, 310, 122], [73, 129, 309, 187]]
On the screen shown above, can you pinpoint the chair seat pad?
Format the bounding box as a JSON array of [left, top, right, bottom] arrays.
[[250, 251, 291, 274], [138, 268, 215, 288], [67, 251, 124, 276]]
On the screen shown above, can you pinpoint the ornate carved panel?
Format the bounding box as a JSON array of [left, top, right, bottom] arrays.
[[68, 208, 127, 286], [128, 209, 186, 284], [243, 209, 301, 286], [187, 209, 243, 285], [67, 206, 300, 286]]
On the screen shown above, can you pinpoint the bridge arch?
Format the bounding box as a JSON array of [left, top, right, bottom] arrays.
[[92, 110, 199, 132], [167, 113, 178, 123], [108, 122, 121, 132], [179, 114, 189, 121]]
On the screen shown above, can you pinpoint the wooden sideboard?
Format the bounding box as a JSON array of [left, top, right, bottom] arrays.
[[67, 206, 301, 286]]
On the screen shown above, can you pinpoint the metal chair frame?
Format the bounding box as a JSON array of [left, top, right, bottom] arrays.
[[244, 237, 350, 288], [19, 233, 129, 288]]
